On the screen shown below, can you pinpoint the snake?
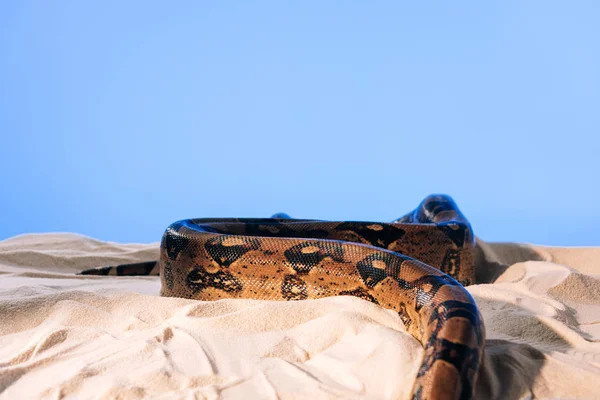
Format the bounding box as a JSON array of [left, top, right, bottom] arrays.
[[79, 194, 485, 400]]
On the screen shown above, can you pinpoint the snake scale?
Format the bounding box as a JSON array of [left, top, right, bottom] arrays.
[[80, 194, 485, 400]]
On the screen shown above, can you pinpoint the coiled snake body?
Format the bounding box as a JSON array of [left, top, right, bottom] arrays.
[[80, 194, 484, 400]]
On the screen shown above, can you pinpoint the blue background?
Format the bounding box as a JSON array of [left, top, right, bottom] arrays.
[[1, 1, 598, 245]]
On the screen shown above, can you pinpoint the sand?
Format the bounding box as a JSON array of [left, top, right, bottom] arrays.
[[0, 233, 599, 400]]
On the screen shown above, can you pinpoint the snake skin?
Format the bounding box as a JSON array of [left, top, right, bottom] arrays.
[[79, 194, 485, 400]]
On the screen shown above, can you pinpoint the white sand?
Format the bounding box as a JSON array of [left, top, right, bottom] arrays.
[[0, 234, 599, 399]]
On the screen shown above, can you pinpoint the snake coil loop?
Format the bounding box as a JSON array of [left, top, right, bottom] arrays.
[[80, 194, 485, 400]]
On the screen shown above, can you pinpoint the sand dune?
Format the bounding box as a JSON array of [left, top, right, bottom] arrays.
[[0, 233, 599, 399]]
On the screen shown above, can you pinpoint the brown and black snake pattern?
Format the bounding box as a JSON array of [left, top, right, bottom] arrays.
[[79, 194, 485, 400]]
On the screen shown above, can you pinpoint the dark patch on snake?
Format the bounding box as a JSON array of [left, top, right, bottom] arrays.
[[441, 248, 461, 277], [186, 267, 243, 293], [163, 261, 174, 289], [283, 241, 345, 273], [244, 221, 331, 240], [355, 252, 406, 288], [397, 301, 412, 328], [164, 222, 190, 260], [436, 222, 469, 248], [428, 300, 483, 342], [334, 222, 406, 248], [281, 274, 308, 300], [204, 236, 261, 267]]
